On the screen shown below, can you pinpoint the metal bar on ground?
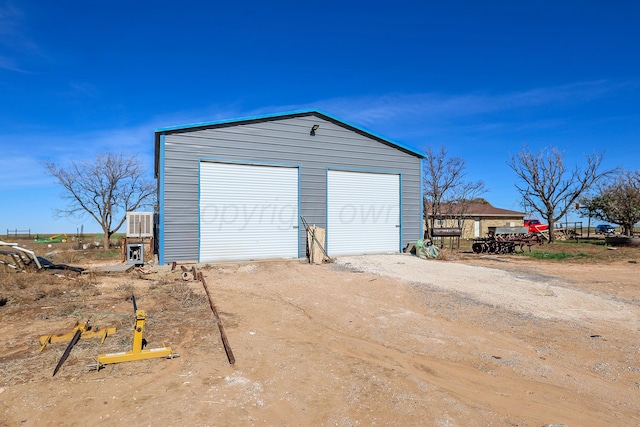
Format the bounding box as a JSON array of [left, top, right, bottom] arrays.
[[198, 272, 235, 365], [52, 327, 82, 376]]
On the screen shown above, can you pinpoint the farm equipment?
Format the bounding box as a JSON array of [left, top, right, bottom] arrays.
[[472, 226, 543, 254], [40, 321, 116, 352], [91, 294, 178, 370], [41, 320, 117, 376], [34, 234, 68, 243]]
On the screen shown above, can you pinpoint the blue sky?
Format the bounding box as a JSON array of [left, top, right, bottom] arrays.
[[1, 1, 639, 234]]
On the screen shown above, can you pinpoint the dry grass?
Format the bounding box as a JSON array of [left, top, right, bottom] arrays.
[[166, 282, 208, 308], [516, 239, 640, 262], [48, 249, 83, 265], [114, 281, 136, 299], [0, 269, 82, 304], [0, 238, 209, 389], [0, 261, 211, 388]]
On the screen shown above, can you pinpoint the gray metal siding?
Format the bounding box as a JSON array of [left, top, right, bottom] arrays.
[[160, 115, 422, 262]]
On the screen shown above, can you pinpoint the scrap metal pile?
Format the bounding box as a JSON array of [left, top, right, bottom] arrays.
[[0, 240, 43, 271], [471, 226, 543, 254], [0, 240, 84, 273]]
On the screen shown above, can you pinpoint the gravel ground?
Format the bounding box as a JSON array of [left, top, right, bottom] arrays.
[[336, 253, 640, 328]]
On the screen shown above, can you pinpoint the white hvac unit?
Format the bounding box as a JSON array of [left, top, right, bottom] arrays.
[[126, 212, 154, 238]]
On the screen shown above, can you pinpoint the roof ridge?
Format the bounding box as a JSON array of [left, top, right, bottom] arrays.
[[154, 110, 424, 159]]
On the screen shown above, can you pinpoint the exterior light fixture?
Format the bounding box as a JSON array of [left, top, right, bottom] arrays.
[[310, 124, 319, 136]]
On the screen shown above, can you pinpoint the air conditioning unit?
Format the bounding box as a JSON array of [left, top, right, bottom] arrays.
[[126, 212, 154, 238]]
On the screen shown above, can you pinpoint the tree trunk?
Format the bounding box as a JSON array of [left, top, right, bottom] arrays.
[[103, 233, 110, 250], [547, 214, 556, 243]]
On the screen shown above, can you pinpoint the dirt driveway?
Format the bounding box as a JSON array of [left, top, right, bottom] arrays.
[[1, 253, 639, 426]]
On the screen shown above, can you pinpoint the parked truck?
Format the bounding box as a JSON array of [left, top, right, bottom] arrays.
[[523, 219, 549, 234]]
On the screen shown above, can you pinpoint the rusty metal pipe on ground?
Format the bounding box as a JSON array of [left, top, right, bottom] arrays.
[[198, 271, 235, 365]]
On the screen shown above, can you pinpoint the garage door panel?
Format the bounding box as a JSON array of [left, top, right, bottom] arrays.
[[328, 170, 400, 256], [200, 163, 298, 262]]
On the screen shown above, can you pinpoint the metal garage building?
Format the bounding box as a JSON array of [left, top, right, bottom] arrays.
[[154, 110, 424, 264]]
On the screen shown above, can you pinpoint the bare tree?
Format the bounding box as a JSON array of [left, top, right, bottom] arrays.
[[423, 145, 486, 235], [44, 151, 156, 249], [581, 170, 640, 236], [507, 145, 610, 242]]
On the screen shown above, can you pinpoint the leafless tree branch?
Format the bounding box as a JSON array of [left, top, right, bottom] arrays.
[[507, 145, 612, 242], [423, 145, 486, 235], [43, 151, 156, 249]]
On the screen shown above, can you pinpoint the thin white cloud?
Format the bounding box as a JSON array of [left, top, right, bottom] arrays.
[[0, 2, 41, 73], [68, 82, 100, 98], [155, 81, 626, 136], [0, 54, 22, 72], [205, 80, 627, 149], [303, 80, 626, 127], [0, 155, 51, 189], [0, 2, 21, 37], [0, 80, 630, 190], [0, 122, 158, 190]]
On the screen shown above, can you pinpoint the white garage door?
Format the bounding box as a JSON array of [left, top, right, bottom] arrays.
[[200, 162, 299, 262], [327, 170, 400, 256]]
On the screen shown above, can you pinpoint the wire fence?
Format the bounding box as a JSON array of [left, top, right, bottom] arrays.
[[4, 229, 32, 239]]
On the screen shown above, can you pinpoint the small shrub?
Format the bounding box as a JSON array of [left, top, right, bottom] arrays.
[[114, 282, 135, 300], [52, 303, 86, 319], [50, 250, 82, 265], [152, 273, 175, 287], [77, 271, 99, 288], [168, 283, 207, 308]]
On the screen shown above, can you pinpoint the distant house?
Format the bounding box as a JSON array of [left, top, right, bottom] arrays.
[[425, 202, 526, 239]]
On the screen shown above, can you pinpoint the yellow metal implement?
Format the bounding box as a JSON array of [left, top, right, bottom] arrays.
[[40, 321, 116, 352], [96, 307, 176, 366]]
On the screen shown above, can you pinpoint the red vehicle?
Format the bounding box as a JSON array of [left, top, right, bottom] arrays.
[[523, 219, 549, 233]]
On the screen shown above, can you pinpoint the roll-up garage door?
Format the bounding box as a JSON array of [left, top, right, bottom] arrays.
[[200, 162, 299, 262], [327, 170, 400, 256]]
